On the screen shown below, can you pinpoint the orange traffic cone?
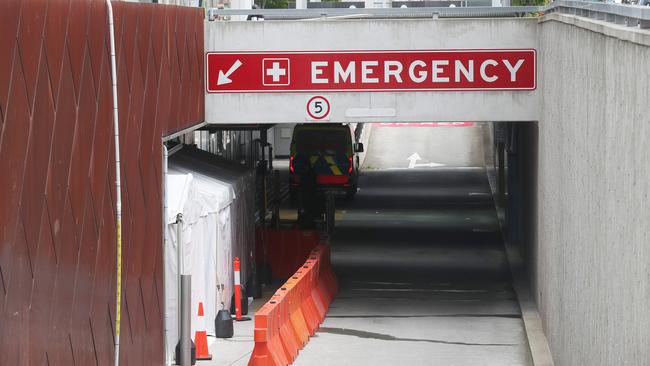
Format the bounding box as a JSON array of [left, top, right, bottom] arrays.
[[194, 302, 213, 360]]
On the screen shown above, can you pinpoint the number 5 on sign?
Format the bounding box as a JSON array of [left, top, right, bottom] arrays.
[[307, 96, 330, 120]]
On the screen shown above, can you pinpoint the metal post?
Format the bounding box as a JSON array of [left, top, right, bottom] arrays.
[[257, 162, 267, 224], [180, 275, 192, 366], [176, 214, 192, 366], [325, 191, 335, 235], [260, 128, 268, 164], [238, 132, 242, 162], [273, 170, 281, 229], [497, 142, 506, 207], [176, 214, 184, 324], [249, 130, 254, 167]]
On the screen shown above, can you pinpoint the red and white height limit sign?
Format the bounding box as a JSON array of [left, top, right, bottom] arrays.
[[205, 49, 536, 93]]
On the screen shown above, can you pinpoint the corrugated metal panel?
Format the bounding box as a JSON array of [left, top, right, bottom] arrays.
[[0, 1, 205, 364]]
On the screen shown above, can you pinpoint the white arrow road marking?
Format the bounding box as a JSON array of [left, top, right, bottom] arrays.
[[406, 153, 422, 168], [217, 59, 243, 86], [406, 152, 445, 169]]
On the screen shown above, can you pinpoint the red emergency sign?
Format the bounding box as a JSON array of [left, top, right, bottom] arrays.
[[206, 49, 536, 93]]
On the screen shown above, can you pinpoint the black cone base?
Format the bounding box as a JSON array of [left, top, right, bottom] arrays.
[[215, 309, 234, 338], [174, 340, 196, 365]]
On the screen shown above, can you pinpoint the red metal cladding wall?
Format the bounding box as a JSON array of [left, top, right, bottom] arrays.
[[0, 1, 204, 365]]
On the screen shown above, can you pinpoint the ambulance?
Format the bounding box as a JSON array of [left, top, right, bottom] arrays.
[[289, 124, 363, 200]]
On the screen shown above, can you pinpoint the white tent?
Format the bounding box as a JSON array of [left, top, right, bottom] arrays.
[[164, 148, 255, 364]]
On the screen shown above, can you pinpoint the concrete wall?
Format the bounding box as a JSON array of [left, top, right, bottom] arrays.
[[535, 14, 650, 366], [272, 124, 296, 157], [205, 18, 539, 124]]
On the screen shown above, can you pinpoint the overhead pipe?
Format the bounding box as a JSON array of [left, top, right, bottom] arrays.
[[105, 1, 122, 366]]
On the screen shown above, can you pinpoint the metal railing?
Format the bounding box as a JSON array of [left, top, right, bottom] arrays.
[[546, 0, 650, 28], [207, 0, 650, 28], [207, 5, 540, 20]]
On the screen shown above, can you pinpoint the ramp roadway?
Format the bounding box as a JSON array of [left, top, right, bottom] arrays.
[[293, 168, 533, 366], [294, 124, 532, 365]]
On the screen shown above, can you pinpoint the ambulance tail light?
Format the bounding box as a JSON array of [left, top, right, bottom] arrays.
[[348, 156, 353, 174], [290, 155, 295, 174]]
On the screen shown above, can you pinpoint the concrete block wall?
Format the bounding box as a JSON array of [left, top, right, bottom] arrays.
[[536, 14, 650, 366]]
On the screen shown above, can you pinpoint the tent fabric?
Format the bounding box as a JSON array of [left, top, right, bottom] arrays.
[[164, 147, 256, 363]]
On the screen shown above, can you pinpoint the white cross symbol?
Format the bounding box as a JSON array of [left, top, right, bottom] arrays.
[[266, 62, 287, 82]]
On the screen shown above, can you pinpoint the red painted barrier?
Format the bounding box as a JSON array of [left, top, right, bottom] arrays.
[[256, 229, 322, 280], [248, 244, 338, 366]]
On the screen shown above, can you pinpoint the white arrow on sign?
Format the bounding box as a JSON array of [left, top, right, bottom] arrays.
[[217, 59, 243, 86], [406, 153, 445, 169]]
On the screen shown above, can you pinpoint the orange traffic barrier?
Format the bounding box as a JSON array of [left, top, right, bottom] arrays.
[[194, 302, 213, 360], [248, 243, 338, 366], [296, 263, 320, 336]]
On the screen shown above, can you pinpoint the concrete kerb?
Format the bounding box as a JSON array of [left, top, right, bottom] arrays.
[[483, 152, 554, 366], [489, 199, 555, 365], [503, 243, 555, 366], [490, 202, 555, 365]]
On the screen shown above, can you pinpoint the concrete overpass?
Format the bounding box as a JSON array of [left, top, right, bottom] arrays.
[[205, 18, 539, 123]]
